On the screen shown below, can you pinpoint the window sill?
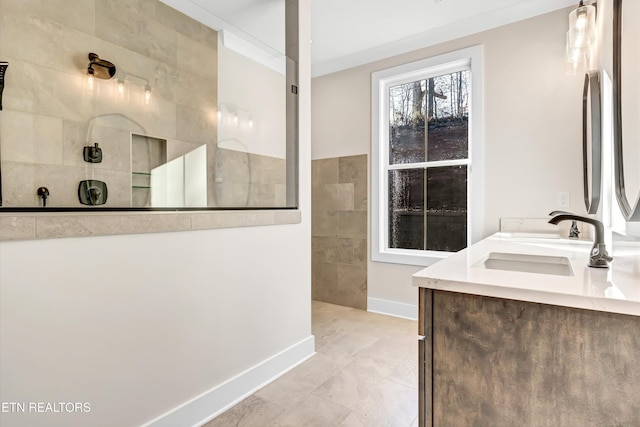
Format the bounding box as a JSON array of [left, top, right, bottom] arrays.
[[372, 248, 452, 267], [0, 210, 302, 241]]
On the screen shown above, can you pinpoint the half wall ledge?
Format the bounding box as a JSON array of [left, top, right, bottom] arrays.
[[0, 210, 302, 241]]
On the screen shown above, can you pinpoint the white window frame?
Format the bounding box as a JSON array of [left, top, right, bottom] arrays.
[[371, 45, 485, 267]]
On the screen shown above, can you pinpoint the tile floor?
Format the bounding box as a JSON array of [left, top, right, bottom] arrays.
[[203, 300, 419, 427]]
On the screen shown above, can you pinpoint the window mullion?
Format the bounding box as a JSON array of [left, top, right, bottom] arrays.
[[387, 159, 469, 171]]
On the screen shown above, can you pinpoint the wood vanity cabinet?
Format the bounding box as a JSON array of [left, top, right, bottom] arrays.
[[418, 288, 640, 426]]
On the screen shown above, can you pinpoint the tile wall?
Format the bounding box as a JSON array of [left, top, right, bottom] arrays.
[[0, 0, 286, 208], [0, 0, 218, 207], [215, 148, 286, 208], [312, 155, 368, 309]]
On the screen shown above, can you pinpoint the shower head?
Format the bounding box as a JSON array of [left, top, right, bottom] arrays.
[[87, 53, 116, 80]]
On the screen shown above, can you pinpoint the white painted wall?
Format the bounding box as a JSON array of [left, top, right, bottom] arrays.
[[0, 2, 311, 427], [312, 8, 586, 307], [218, 41, 286, 159]]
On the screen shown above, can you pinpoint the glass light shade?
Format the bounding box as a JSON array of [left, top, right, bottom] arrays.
[[144, 84, 151, 104], [566, 31, 589, 64], [87, 68, 95, 89], [568, 4, 596, 48]]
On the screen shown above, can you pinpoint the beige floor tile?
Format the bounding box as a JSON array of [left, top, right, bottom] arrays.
[[205, 301, 419, 427], [269, 394, 351, 427], [339, 412, 366, 426], [348, 378, 418, 427], [255, 352, 351, 409], [312, 356, 395, 410], [202, 396, 284, 427], [317, 330, 381, 360]]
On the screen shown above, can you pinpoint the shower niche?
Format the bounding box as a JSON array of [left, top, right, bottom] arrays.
[[131, 134, 166, 208]]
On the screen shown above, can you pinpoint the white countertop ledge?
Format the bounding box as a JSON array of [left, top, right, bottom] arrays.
[[412, 233, 640, 317]]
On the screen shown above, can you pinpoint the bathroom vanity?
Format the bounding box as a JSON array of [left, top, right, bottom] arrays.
[[413, 233, 640, 426]]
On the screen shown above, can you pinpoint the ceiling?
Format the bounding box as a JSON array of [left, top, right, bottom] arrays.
[[160, 0, 576, 76]]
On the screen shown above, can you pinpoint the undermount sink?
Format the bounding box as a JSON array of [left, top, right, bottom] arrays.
[[477, 252, 574, 276]]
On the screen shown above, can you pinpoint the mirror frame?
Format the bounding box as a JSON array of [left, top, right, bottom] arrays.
[[582, 70, 602, 214], [613, 0, 640, 221]]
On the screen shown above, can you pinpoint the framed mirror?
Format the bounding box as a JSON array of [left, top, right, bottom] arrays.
[[0, 0, 298, 211], [613, 0, 640, 221], [583, 70, 601, 214]]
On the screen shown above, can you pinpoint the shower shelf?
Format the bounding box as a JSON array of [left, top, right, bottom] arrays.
[[132, 185, 151, 189], [132, 171, 151, 175]]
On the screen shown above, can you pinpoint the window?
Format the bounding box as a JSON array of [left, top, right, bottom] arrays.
[[372, 46, 484, 266]]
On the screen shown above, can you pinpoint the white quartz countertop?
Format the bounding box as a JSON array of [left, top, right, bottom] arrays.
[[412, 233, 640, 316]]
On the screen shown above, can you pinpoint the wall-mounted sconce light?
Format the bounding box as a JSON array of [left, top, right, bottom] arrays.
[[87, 53, 116, 89], [144, 84, 151, 105], [116, 72, 151, 104], [566, 1, 597, 73], [218, 103, 254, 130], [86, 53, 151, 104]]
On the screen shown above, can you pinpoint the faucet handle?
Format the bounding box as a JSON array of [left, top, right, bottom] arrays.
[[568, 220, 580, 238], [590, 243, 613, 268]]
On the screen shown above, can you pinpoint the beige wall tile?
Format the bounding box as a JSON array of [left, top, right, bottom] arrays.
[[176, 105, 216, 143], [64, 123, 133, 172], [250, 154, 286, 185], [0, 216, 36, 240], [312, 236, 337, 263], [274, 184, 287, 206], [190, 211, 276, 230], [0, 162, 37, 207], [35, 212, 191, 239], [353, 181, 368, 212], [312, 154, 369, 309], [1, 210, 301, 241], [312, 260, 338, 302], [329, 238, 355, 264], [40, 0, 95, 34], [312, 184, 355, 213], [248, 184, 276, 207], [173, 70, 216, 109], [318, 287, 367, 311], [339, 154, 367, 185], [153, 2, 218, 46], [95, 1, 177, 67], [312, 210, 338, 237], [0, 60, 58, 116], [337, 211, 367, 238], [94, 95, 178, 140], [166, 139, 202, 162], [353, 239, 367, 263], [1, 162, 131, 208], [273, 210, 301, 224], [312, 158, 339, 184], [337, 264, 367, 294], [58, 166, 132, 207], [1, 110, 63, 165], [0, 12, 64, 70], [53, 69, 99, 123], [177, 33, 217, 81]]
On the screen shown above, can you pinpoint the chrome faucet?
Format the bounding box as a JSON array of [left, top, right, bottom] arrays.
[[548, 212, 613, 268], [548, 210, 580, 238]]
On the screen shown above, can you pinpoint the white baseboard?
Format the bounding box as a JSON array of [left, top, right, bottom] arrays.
[[367, 297, 418, 320], [142, 335, 315, 427]]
